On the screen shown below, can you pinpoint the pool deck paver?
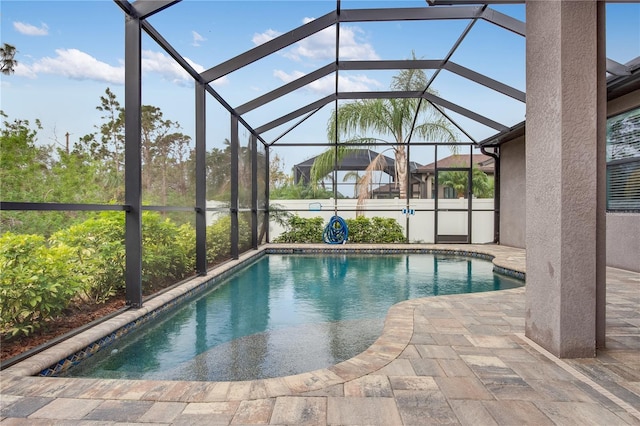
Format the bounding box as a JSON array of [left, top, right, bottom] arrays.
[[1, 244, 639, 425]]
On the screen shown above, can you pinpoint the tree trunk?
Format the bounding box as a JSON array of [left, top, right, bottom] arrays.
[[395, 146, 407, 199]]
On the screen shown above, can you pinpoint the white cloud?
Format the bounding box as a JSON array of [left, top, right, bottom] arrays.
[[14, 48, 226, 87], [280, 18, 378, 62], [338, 26, 379, 61], [142, 50, 227, 87], [273, 69, 382, 94], [13, 62, 38, 79], [17, 48, 124, 83], [337, 74, 383, 92], [252, 29, 282, 46], [13, 21, 49, 36], [192, 31, 206, 47]]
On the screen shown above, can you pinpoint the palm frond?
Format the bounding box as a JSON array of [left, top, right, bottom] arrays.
[[309, 145, 350, 187]]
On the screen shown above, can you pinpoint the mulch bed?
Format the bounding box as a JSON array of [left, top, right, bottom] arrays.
[[1, 298, 126, 363]]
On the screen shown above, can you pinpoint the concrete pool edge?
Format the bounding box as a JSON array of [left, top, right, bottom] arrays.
[[2, 243, 527, 394]]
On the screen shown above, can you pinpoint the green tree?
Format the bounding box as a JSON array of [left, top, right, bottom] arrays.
[[269, 153, 289, 189], [438, 166, 493, 198], [312, 52, 458, 199], [74, 88, 126, 201], [75, 90, 194, 209], [151, 130, 191, 206], [0, 111, 47, 202], [1, 43, 18, 75], [204, 138, 256, 206], [205, 140, 232, 200], [1, 111, 106, 235]]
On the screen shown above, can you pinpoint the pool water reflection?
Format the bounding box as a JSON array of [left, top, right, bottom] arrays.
[[61, 254, 523, 381]]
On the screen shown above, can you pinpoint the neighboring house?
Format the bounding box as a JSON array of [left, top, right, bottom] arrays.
[[293, 149, 422, 198], [294, 151, 495, 199], [294, 149, 399, 186], [413, 154, 495, 199]]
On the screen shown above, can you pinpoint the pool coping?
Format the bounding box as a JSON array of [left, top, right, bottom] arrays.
[[1, 243, 527, 397]]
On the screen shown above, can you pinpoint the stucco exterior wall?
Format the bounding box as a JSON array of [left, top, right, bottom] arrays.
[[499, 89, 640, 272], [499, 136, 526, 248], [607, 214, 640, 271]]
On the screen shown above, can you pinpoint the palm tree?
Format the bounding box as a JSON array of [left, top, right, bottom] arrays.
[[311, 52, 458, 199], [1, 43, 18, 75], [438, 166, 493, 198], [342, 171, 361, 198]]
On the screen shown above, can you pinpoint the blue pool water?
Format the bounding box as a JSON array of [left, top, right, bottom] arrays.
[[61, 254, 523, 381]]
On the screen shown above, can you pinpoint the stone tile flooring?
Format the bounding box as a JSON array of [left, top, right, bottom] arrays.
[[1, 244, 638, 425]]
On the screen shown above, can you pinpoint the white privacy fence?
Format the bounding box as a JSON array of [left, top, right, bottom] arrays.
[[267, 198, 495, 244]]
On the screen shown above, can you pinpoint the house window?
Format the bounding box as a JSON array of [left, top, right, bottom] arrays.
[[607, 107, 640, 211], [443, 186, 457, 199]]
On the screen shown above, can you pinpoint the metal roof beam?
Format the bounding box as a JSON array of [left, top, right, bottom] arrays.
[[255, 95, 335, 134], [201, 11, 338, 83], [340, 6, 483, 22], [423, 92, 509, 131], [444, 62, 525, 102], [335, 92, 508, 133], [480, 8, 525, 36], [606, 58, 632, 76], [239, 61, 441, 116], [342, 91, 510, 131], [340, 60, 443, 70], [236, 63, 336, 114], [427, 0, 523, 4], [237, 59, 524, 116], [257, 90, 508, 134], [338, 91, 508, 131], [131, 0, 179, 19], [339, 91, 424, 100], [137, 19, 266, 144]]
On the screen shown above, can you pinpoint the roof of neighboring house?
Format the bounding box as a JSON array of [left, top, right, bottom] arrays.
[[371, 182, 400, 194], [415, 154, 495, 174], [293, 149, 422, 184]]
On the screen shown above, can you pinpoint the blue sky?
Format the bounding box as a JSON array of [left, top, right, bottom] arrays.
[[1, 1, 639, 172]]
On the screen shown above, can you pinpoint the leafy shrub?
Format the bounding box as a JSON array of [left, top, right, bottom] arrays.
[[274, 215, 406, 244], [173, 223, 196, 274], [52, 211, 197, 298], [206, 215, 251, 264], [346, 216, 406, 243], [51, 212, 125, 303], [0, 233, 88, 336], [141, 212, 196, 292], [273, 216, 324, 243]]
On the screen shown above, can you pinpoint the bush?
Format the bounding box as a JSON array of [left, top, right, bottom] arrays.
[[346, 216, 406, 243], [0, 211, 259, 338], [206, 215, 251, 264], [0, 233, 88, 336], [52, 211, 198, 299], [273, 215, 324, 243], [51, 212, 125, 303], [274, 215, 406, 244], [141, 212, 196, 292]]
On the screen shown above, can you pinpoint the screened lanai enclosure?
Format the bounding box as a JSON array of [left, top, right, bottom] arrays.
[[1, 0, 639, 359], [117, 0, 534, 308]]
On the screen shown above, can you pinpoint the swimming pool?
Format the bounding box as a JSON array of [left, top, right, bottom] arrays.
[[59, 253, 523, 381]]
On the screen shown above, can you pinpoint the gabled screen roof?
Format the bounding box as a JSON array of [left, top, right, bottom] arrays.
[[116, 0, 640, 149]]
